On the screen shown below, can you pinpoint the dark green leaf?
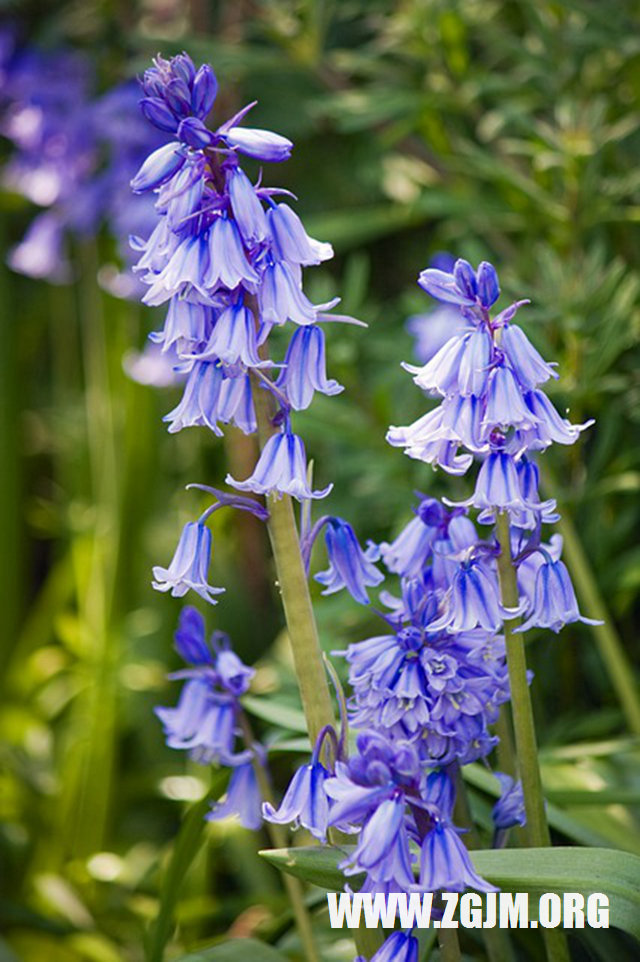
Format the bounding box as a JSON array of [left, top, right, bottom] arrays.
[[260, 845, 640, 940], [174, 939, 289, 962]]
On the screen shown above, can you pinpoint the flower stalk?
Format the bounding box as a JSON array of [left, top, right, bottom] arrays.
[[251, 370, 336, 745]]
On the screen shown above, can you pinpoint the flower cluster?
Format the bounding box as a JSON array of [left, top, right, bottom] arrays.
[[131, 54, 351, 520], [130, 53, 362, 597], [265, 258, 597, 961], [155, 606, 264, 829], [0, 34, 161, 287]]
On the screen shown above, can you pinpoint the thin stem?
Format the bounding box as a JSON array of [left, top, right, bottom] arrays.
[[239, 713, 319, 962], [437, 924, 462, 962], [454, 772, 517, 962], [555, 510, 640, 735], [250, 372, 335, 745], [495, 512, 571, 962]]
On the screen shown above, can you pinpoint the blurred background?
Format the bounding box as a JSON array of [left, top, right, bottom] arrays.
[[1, 1, 639, 960]]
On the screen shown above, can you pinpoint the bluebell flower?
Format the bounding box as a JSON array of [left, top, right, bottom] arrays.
[[429, 558, 506, 633], [419, 258, 500, 310], [150, 298, 211, 355], [263, 730, 333, 841], [155, 608, 256, 765], [130, 140, 185, 192], [268, 203, 333, 266], [275, 325, 343, 410], [368, 931, 419, 962], [152, 521, 224, 604], [492, 773, 526, 831], [226, 431, 332, 501], [516, 556, 601, 633], [207, 761, 263, 830], [227, 166, 268, 245], [222, 125, 293, 162], [163, 362, 226, 436], [259, 260, 317, 326], [500, 323, 558, 390], [205, 216, 259, 291], [420, 819, 496, 891], [188, 301, 268, 369], [484, 364, 539, 428], [123, 340, 184, 388], [446, 451, 536, 517], [521, 390, 593, 449], [314, 518, 383, 605]]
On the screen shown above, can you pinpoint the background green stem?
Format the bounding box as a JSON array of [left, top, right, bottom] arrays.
[[240, 713, 319, 962]]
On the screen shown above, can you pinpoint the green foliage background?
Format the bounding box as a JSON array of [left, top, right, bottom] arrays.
[[1, 1, 639, 960]]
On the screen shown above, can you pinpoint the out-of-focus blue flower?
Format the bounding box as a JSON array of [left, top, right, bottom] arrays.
[[492, 773, 526, 831], [152, 521, 224, 604], [155, 607, 255, 765], [207, 760, 263, 830], [314, 518, 383, 605], [227, 431, 332, 501]]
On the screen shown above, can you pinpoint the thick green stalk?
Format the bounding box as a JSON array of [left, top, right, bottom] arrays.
[[495, 512, 549, 848], [495, 512, 570, 962], [250, 375, 335, 745]]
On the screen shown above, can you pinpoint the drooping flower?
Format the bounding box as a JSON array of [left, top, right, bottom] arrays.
[[226, 431, 332, 501], [420, 819, 496, 892], [314, 518, 383, 605], [207, 760, 263, 830], [152, 522, 224, 604], [516, 556, 601, 634]]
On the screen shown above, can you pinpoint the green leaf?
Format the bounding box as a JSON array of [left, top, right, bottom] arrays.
[[260, 845, 640, 940], [174, 939, 289, 962], [145, 794, 213, 962], [242, 695, 309, 733]]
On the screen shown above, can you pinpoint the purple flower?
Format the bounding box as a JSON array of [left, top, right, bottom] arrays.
[[516, 556, 601, 633], [418, 258, 500, 310], [188, 301, 268, 369], [208, 761, 263, 830], [205, 216, 259, 291], [369, 932, 419, 962], [163, 362, 226, 436], [227, 166, 268, 245], [130, 141, 185, 192], [223, 126, 293, 162], [262, 731, 333, 842], [314, 518, 383, 605], [268, 203, 333, 265], [275, 325, 343, 410], [152, 521, 224, 604], [428, 558, 505, 633], [226, 431, 332, 501], [420, 820, 496, 891], [492, 773, 526, 831], [500, 323, 558, 389]]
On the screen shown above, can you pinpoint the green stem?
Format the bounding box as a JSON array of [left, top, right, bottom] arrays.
[[251, 375, 335, 745], [495, 513, 571, 962], [437, 925, 462, 962], [240, 714, 319, 962], [495, 512, 549, 848], [454, 773, 516, 962], [555, 511, 640, 735]]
